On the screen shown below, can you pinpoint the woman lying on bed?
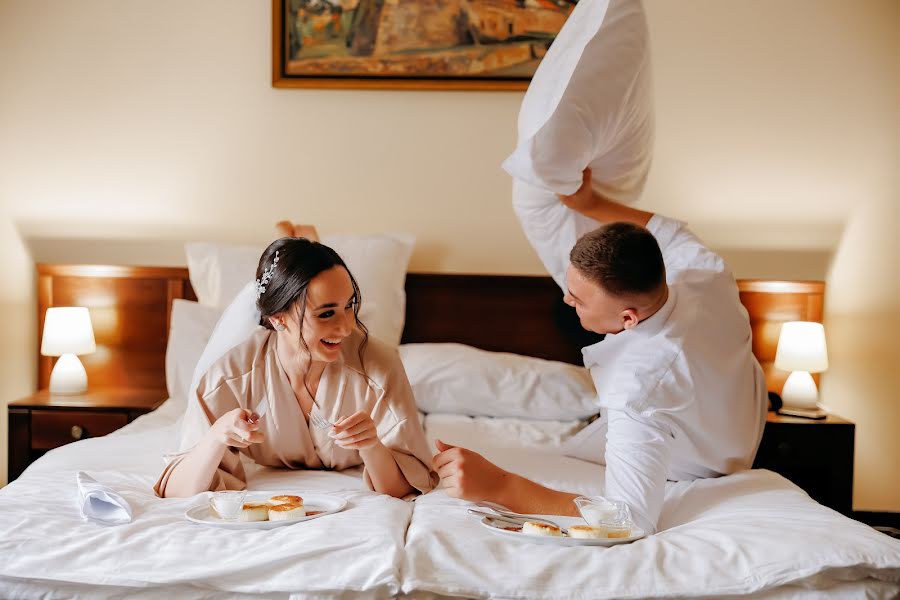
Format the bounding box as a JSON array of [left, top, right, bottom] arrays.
[[154, 225, 437, 499]]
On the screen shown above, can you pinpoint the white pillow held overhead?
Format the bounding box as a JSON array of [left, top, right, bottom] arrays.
[[502, 0, 653, 204]]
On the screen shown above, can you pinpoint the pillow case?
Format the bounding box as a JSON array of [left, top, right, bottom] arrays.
[[185, 233, 414, 346], [424, 413, 586, 456], [502, 0, 653, 204], [165, 299, 219, 410], [399, 343, 599, 420]]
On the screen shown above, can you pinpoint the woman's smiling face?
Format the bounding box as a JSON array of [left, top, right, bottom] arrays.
[[280, 265, 358, 362]]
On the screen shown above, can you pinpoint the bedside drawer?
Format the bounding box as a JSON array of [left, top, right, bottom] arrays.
[[753, 416, 855, 514], [755, 423, 851, 467], [755, 428, 819, 465], [30, 410, 128, 450]]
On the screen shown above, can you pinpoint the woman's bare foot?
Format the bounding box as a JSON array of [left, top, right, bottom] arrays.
[[274, 220, 295, 238], [274, 220, 320, 242]]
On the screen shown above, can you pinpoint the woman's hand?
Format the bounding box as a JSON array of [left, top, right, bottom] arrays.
[[208, 408, 264, 449], [329, 411, 380, 450]]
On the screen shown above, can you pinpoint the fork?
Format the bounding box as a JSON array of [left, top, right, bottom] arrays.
[[252, 396, 333, 430], [467, 508, 569, 535], [250, 398, 268, 424], [307, 405, 334, 431], [473, 502, 569, 534]]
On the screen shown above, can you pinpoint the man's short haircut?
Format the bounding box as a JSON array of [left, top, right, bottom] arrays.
[[569, 222, 666, 297]]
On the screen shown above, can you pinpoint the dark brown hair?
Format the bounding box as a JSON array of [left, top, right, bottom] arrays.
[[256, 236, 368, 367], [569, 222, 665, 297]]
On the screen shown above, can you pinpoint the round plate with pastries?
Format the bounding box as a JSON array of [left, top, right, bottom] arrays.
[[480, 515, 645, 546], [185, 492, 347, 530]]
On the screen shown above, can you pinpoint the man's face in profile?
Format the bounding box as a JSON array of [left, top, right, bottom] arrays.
[[563, 264, 630, 335]]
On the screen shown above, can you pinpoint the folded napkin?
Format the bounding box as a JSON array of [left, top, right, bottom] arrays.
[[76, 471, 133, 525]]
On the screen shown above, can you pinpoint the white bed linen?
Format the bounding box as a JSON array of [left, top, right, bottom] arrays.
[[2, 404, 898, 599], [402, 444, 900, 600], [0, 402, 411, 599], [423, 413, 585, 453]]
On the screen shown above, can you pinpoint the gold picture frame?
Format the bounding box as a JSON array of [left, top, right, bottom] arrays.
[[272, 0, 576, 91]]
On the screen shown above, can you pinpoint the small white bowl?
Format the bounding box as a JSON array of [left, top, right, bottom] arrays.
[[210, 490, 248, 521]]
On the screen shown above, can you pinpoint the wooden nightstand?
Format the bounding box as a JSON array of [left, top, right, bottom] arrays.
[[753, 411, 855, 515], [8, 388, 166, 482]]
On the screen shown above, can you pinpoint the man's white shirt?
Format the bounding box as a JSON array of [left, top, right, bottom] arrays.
[[512, 180, 768, 534]]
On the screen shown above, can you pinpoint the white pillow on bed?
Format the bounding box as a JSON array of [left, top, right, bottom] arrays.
[[424, 413, 585, 455], [165, 299, 219, 409], [399, 343, 598, 420], [501, 0, 653, 203], [185, 233, 414, 346]]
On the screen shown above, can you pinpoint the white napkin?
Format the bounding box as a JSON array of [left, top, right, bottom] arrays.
[[76, 471, 133, 525]]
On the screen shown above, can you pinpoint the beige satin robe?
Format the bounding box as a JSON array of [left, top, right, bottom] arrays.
[[154, 328, 437, 497]]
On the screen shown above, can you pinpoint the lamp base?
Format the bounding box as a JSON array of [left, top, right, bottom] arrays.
[[49, 353, 88, 395], [779, 371, 826, 419], [776, 406, 828, 420], [781, 370, 820, 407]]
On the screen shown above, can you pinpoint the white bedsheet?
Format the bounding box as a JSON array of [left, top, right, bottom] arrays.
[[1, 403, 898, 599], [403, 444, 900, 599]]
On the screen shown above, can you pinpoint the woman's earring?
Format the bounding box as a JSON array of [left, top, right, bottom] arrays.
[[273, 321, 286, 332]]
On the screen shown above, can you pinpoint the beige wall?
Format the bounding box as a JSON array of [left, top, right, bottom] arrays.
[[1, 1, 897, 509]]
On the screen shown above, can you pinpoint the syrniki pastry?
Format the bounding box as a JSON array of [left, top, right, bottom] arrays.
[[239, 502, 270, 522], [568, 525, 606, 539], [269, 503, 307, 521], [270, 495, 303, 507], [522, 521, 562, 537]]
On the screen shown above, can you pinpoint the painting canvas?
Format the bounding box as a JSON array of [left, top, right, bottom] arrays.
[[273, 0, 578, 90]]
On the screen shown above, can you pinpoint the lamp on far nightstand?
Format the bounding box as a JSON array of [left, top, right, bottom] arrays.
[[775, 321, 829, 419], [41, 307, 96, 394]]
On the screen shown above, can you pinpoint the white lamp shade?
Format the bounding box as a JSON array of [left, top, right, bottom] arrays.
[[774, 321, 828, 373], [41, 307, 96, 356]]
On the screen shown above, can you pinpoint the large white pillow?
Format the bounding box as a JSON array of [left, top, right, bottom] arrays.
[[399, 343, 599, 420], [424, 414, 586, 456], [185, 233, 414, 346], [502, 0, 653, 203], [165, 299, 219, 410]]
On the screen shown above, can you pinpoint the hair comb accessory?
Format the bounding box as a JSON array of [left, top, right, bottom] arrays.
[[255, 251, 280, 298]]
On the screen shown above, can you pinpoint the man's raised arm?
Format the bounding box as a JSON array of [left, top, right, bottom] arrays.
[[512, 178, 600, 292], [560, 169, 726, 278]]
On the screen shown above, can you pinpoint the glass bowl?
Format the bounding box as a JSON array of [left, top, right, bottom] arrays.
[[573, 495, 632, 529]]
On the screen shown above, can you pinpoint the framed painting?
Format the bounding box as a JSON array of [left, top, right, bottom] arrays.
[[272, 0, 577, 90]]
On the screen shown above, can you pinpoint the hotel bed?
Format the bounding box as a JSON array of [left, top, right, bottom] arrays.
[[1, 265, 898, 599]]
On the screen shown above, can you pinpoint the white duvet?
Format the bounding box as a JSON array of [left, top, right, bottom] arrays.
[[0, 403, 898, 599], [0, 404, 407, 599]]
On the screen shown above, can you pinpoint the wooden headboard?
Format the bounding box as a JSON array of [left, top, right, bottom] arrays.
[[37, 265, 196, 391], [36, 264, 824, 395], [736, 280, 825, 392]]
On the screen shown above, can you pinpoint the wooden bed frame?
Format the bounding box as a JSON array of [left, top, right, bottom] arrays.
[[36, 264, 825, 395]]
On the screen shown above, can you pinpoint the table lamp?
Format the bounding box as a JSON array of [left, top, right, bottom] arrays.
[[41, 307, 96, 394], [774, 321, 828, 419]]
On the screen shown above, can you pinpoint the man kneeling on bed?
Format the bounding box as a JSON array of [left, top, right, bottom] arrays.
[[433, 170, 768, 535]]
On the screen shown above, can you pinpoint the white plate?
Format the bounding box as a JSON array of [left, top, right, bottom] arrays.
[[185, 492, 347, 530], [479, 515, 645, 546]]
